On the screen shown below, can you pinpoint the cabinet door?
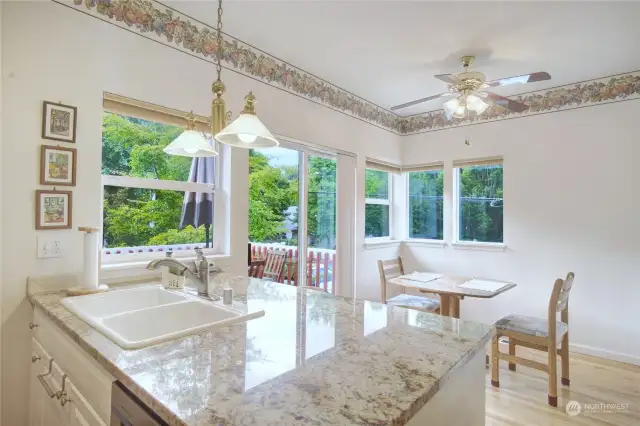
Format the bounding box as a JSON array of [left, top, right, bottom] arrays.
[[67, 381, 107, 426]]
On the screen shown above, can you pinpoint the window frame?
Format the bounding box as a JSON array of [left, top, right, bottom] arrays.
[[452, 157, 505, 248], [101, 100, 225, 266], [404, 164, 445, 243], [364, 167, 393, 241]]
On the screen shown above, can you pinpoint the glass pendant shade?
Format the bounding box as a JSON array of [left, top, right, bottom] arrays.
[[163, 130, 218, 157], [443, 98, 460, 116], [466, 94, 489, 114], [215, 112, 279, 148]]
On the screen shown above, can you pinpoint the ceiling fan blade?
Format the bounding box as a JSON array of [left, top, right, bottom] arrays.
[[484, 92, 529, 113], [484, 72, 551, 88], [434, 74, 461, 85], [390, 92, 453, 111]]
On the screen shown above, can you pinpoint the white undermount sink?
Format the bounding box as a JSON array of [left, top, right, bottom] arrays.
[[61, 286, 264, 349]]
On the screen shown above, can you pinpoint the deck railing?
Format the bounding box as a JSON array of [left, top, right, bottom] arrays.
[[250, 243, 335, 293]]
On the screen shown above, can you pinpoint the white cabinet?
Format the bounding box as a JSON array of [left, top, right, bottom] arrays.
[[67, 381, 106, 426], [29, 338, 67, 426], [29, 331, 108, 426]]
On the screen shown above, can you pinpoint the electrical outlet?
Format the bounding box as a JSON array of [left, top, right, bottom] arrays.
[[37, 234, 66, 259]]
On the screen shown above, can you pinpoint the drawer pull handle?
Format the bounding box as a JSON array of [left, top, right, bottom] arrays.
[[29, 323, 39, 330], [60, 394, 72, 407], [55, 374, 68, 400], [37, 359, 57, 398], [31, 355, 41, 363]]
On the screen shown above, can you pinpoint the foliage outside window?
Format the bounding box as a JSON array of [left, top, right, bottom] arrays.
[[102, 112, 213, 250], [248, 149, 337, 250], [365, 169, 391, 238], [456, 163, 503, 243], [408, 169, 444, 240]]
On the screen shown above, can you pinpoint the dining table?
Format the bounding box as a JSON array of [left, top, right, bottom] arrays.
[[388, 272, 517, 319]]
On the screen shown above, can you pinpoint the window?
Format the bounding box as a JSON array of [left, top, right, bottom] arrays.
[[454, 158, 503, 243], [102, 95, 219, 261], [407, 165, 444, 240], [365, 160, 397, 239]]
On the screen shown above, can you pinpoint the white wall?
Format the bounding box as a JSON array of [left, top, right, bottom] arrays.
[[0, 3, 401, 424], [400, 101, 640, 364]]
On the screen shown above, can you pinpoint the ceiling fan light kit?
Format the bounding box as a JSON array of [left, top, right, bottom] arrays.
[[391, 55, 551, 119]]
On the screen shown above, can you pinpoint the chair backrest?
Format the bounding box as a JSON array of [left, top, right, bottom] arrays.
[[248, 259, 266, 278], [377, 257, 405, 303], [548, 272, 575, 336], [262, 250, 287, 282]]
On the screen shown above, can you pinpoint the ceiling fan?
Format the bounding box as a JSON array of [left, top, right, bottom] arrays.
[[391, 55, 551, 119]]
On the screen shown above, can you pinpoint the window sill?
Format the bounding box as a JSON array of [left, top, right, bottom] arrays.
[[403, 239, 446, 248], [364, 239, 401, 250], [451, 241, 506, 252], [101, 253, 231, 273]]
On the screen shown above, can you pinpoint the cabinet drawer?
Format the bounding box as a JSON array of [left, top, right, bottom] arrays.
[[31, 337, 66, 400], [32, 306, 114, 423]]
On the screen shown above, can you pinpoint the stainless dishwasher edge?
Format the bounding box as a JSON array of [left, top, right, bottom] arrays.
[[111, 381, 168, 426]]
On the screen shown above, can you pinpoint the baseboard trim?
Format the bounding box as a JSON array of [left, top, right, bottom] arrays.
[[569, 343, 640, 366]]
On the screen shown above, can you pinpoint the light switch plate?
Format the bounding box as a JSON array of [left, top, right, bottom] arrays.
[[37, 234, 66, 259]]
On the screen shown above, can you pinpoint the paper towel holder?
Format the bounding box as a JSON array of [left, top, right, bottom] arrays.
[[66, 226, 109, 297]]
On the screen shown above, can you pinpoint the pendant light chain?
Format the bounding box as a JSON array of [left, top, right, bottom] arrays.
[[215, 0, 223, 82]]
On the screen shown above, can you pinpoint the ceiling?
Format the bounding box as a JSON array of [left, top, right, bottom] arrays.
[[168, 1, 640, 116]]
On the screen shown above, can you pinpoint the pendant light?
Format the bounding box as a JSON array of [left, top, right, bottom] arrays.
[[163, 112, 218, 157], [211, 0, 278, 149], [165, 0, 277, 158], [214, 92, 279, 148]]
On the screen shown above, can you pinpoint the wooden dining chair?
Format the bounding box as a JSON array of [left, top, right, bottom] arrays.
[[491, 272, 575, 407], [248, 259, 266, 278], [377, 257, 440, 313], [261, 250, 287, 282]]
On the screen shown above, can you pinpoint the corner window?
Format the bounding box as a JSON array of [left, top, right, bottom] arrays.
[[101, 102, 219, 261], [365, 167, 391, 238], [454, 158, 503, 243], [407, 166, 444, 240]]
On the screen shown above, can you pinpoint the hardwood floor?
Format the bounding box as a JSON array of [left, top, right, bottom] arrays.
[[485, 347, 640, 426]]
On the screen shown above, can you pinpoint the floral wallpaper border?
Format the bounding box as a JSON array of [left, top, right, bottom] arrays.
[[400, 71, 640, 134], [61, 0, 402, 132], [59, 1, 640, 135]]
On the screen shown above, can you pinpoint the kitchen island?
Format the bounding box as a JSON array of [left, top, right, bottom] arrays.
[[28, 278, 493, 426]]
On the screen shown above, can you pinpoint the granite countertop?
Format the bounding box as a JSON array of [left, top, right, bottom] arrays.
[[28, 277, 493, 426]]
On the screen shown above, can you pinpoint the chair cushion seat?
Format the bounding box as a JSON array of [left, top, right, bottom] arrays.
[[496, 314, 568, 343], [387, 294, 440, 312]]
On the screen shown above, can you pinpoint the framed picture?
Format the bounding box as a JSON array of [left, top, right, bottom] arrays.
[[36, 190, 73, 230], [42, 101, 77, 143], [40, 145, 77, 186]]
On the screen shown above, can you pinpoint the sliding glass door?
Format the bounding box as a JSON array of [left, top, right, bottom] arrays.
[[306, 154, 337, 293], [249, 143, 340, 292]]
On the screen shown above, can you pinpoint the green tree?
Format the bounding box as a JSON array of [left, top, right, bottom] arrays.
[[408, 170, 444, 239], [459, 165, 503, 242], [307, 157, 336, 249], [102, 113, 205, 248], [247, 150, 298, 242]]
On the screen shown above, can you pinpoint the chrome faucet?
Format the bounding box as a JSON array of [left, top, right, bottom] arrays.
[[146, 249, 215, 299]]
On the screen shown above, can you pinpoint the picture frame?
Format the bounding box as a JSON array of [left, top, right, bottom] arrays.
[[36, 190, 73, 230], [40, 145, 77, 186], [42, 101, 77, 143]]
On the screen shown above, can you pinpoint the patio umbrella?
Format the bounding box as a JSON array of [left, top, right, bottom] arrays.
[[180, 156, 215, 247]]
